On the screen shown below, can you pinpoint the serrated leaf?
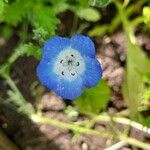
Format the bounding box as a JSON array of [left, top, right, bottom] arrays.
[[24, 43, 41, 60], [75, 79, 110, 115], [31, 5, 60, 37], [90, 0, 111, 7], [77, 8, 101, 22]]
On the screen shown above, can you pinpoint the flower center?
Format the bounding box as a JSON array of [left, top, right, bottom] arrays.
[[53, 48, 85, 81]]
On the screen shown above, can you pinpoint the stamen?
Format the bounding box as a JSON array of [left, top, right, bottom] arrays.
[[71, 73, 75, 76], [77, 62, 80, 66], [60, 60, 63, 63], [53, 48, 85, 81], [68, 60, 73, 65]]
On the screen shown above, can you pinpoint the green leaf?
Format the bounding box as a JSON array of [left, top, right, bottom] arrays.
[[141, 117, 150, 127], [75, 79, 110, 115], [88, 25, 108, 36], [33, 27, 48, 43], [2, 25, 13, 39], [143, 7, 150, 28], [51, 0, 69, 13], [90, 0, 111, 7], [77, 8, 101, 22], [3, 2, 27, 26], [31, 5, 60, 38], [117, 2, 150, 117], [24, 43, 41, 60], [0, 0, 5, 20], [122, 32, 150, 116]]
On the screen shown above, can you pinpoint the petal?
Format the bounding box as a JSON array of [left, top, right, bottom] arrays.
[[42, 36, 70, 61], [36, 60, 59, 90], [55, 77, 84, 100], [70, 34, 95, 58], [37, 60, 84, 100], [83, 57, 102, 88]]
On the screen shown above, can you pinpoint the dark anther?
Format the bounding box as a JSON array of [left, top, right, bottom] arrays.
[[71, 54, 74, 57], [61, 71, 64, 75], [71, 73, 75, 76], [77, 62, 80, 66], [68, 60, 73, 65], [60, 60, 63, 63]]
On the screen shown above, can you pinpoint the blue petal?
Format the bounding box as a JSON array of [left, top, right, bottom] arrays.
[[70, 34, 95, 58], [36, 60, 84, 100], [55, 77, 84, 100], [42, 36, 70, 61], [36, 60, 59, 90], [83, 57, 102, 88]]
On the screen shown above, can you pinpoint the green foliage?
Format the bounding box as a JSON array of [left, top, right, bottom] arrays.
[[51, 0, 69, 13], [76, 8, 101, 22], [90, 0, 111, 7], [115, 1, 150, 120], [30, 4, 60, 38], [3, 2, 27, 26], [143, 6, 150, 28], [0, 0, 5, 19], [88, 25, 108, 36], [1, 25, 13, 39], [64, 106, 79, 117], [1, 0, 60, 40], [3, 76, 34, 115], [122, 32, 150, 115], [75, 79, 110, 115], [24, 43, 41, 60]]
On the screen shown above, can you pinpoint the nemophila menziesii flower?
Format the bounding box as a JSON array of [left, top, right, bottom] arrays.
[[37, 34, 102, 100]]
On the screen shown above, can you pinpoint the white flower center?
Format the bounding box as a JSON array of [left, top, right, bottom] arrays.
[[53, 47, 85, 81]]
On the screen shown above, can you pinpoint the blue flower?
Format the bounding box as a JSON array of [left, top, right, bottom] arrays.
[[36, 34, 102, 100]]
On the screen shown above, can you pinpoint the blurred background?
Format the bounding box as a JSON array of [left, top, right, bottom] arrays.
[[0, 0, 150, 150]]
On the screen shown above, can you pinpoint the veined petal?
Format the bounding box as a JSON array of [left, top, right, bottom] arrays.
[[55, 77, 84, 100], [42, 36, 70, 61], [83, 57, 102, 88], [70, 34, 95, 58]]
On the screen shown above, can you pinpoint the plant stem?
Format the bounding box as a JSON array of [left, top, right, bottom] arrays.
[[77, 114, 150, 134], [6, 76, 26, 102], [30, 113, 113, 139], [70, 14, 78, 36], [31, 113, 150, 150], [120, 135, 150, 150], [0, 129, 19, 150]]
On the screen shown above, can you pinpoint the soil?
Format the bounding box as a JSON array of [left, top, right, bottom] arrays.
[[0, 10, 150, 150]]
